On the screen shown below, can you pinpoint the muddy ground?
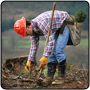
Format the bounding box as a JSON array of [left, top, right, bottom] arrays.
[[1, 60, 89, 89]]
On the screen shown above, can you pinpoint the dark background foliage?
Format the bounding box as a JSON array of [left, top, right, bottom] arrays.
[[1, 1, 89, 32]]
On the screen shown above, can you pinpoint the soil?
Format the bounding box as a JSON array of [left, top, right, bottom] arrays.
[[1, 59, 89, 89]]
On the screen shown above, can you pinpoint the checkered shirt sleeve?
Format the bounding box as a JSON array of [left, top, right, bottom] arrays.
[[28, 36, 39, 61]]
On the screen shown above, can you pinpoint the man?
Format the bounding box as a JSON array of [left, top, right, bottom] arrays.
[[14, 10, 74, 86]]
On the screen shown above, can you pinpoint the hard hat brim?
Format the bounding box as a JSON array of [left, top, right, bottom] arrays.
[[22, 17, 26, 38]]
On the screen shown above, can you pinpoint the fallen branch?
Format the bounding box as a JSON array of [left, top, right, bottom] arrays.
[[2, 75, 7, 79]]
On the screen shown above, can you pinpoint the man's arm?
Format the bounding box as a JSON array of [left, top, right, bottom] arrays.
[[28, 36, 39, 61]]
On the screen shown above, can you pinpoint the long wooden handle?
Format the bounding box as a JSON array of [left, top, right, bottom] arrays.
[[44, 2, 56, 52], [38, 2, 56, 77], [38, 3, 56, 77]]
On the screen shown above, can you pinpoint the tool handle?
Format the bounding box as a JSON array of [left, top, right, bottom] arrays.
[[38, 68, 43, 77], [40, 2, 56, 76], [44, 2, 56, 52], [40, 68, 43, 73]]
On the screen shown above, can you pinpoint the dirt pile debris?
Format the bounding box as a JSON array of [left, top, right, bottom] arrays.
[[1, 58, 89, 89]]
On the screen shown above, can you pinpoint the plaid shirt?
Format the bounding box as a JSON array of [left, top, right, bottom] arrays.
[[28, 10, 68, 61]]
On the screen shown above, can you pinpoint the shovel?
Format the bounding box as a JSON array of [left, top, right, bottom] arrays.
[[36, 2, 56, 80]]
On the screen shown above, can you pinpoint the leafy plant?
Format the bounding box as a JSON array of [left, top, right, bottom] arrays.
[[74, 9, 87, 22], [22, 60, 27, 66], [21, 69, 27, 74], [34, 86, 40, 89], [42, 69, 58, 76], [66, 61, 71, 71]]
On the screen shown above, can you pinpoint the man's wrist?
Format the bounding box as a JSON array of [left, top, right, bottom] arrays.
[[43, 56, 48, 58]]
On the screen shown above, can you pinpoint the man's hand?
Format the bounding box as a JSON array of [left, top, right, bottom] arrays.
[[25, 60, 31, 73], [39, 56, 48, 69]]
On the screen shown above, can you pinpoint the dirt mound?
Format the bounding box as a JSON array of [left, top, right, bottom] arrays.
[[1, 58, 89, 89]]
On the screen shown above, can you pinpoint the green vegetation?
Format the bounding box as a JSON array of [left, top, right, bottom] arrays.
[[34, 86, 40, 89], [42, 69, 58, 76], [17, 40, 45, 48], [21, 69, 27, 74], [22, 60, 27, 66], [39, 40, 46, 45], [75, 9, 87, 22], [66, 61, 71, 71], [2, 38, 45, 50], [2, 1, 89, 32], [2, 37, 18, 52], [17, 40, 31, 48], [79, 38, 88, 48], [2, 37, 88, 53], [2, 19, 15, 32]]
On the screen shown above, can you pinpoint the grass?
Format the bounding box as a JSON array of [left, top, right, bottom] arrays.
[[17, 40, 45, 48], [22, 60, 27, 66], [3, 39, 9, 44], [79, 38, 88, 48], [42, 69, 58, 76], [18, 40, 45, 48], [17, 40, 31, 48], [2, 37, 46, 49], [2, 37, 88, 49]]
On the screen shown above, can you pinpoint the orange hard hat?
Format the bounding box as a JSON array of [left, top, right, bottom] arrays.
[[14, 17, 26, 38]]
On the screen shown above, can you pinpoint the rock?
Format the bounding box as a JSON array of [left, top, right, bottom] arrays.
[[52, 80, 64, 85]]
